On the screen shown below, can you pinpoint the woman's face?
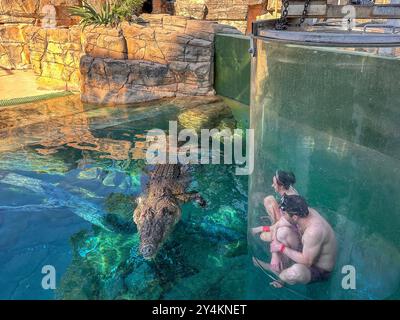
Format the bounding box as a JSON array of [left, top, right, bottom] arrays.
[[272, 176, 280, 192]]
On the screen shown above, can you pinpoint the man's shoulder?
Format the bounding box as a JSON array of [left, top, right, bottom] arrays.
[[309, 208, 329, 224], [308, 213, 334, 240], [304, 218, 327, 240], [305, 223, 324, 235]]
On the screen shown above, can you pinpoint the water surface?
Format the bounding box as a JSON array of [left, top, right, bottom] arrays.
[[0, 95, 249, 299]]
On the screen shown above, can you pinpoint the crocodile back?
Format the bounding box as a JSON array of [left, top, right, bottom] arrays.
[[150, 164, 181, 181]]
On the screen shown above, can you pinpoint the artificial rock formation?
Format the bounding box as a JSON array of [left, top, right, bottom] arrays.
[[0, 24, 31, 69], [26, 25, 82, 90], [0, 0, 80, 25], [174, 0, 208, 20], [0, 24, 82, 90], [177, 98, 235, 131], [80, 14, 240, 105], [0, 0, 82, 89], [174, 0, 268, 34], [0, 6, 241, 103]]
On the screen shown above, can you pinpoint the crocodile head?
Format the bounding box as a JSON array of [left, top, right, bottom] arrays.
[[134, 196, 181, 260]]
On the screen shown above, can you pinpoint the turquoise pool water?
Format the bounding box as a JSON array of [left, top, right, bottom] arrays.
[[249, 41, 400, 300], [0, 95, 249, 299], [2, 42, 400, 300]]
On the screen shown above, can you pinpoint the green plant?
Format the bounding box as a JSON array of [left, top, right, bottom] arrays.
[[114, 0, 145, 22], [69, 0, 145, 28], [69, 0, 119, 28]]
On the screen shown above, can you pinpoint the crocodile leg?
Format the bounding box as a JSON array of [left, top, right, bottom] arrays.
[[176, 191, 207, 208]]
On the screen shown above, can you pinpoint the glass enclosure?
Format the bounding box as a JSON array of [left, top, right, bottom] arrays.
[[248, 39, 400, 299]]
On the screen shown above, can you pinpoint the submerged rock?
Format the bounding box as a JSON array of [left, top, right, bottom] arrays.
[[223, 240, 247, 258], [77, 167, 100, 180], [101, 275, 125, 300], [0, 172, 112, 231], [58, 227, 200, 300], [104, 192, 136, 233], [207, 205, 246, 233], [177, 100, 236, 131], [124, 263, 163, 300], [57, 203, 248, 300], [58, 230, 140, 299], [0, 150, 69, 175], [163, 255, 247, 300]]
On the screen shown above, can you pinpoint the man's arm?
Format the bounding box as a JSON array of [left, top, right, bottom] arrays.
[[271, 227, 324, 267]]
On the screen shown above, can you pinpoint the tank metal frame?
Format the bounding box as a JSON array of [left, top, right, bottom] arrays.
[[284, 0, 400, 19], [249, 1, 400, 49]]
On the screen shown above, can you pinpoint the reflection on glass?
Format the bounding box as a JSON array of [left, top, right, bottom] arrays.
[[249, 41, 400, 299]]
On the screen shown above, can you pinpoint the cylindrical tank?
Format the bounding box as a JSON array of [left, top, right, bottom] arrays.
[[248, 27, 400, 299]]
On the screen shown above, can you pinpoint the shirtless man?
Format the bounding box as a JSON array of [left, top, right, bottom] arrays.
[[254, 195, 337, 287], [252, 170, 300, 272]]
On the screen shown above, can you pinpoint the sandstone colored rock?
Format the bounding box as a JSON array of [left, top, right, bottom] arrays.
[[174, 0, 267, 34], [1, 12, 235, 102], [217, 20, 248, 34], [79, 14, 226, 105], [174, 0, 207, 20], [0, 24, 31, 69], [126, 38, 146, 60], [177, 99, 235, 131], [0, 0, 80, 25], [22, 25, 83, 90], [206, 0, 249, 20], [82, 27, 127, 60], [80, 55, 215, 105]]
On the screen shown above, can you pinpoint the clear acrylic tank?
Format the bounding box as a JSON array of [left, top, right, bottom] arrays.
[[248, 24, 400, 300]]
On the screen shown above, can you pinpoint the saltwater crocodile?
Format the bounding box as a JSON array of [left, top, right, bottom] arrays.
[[134, 164, 206, 260]]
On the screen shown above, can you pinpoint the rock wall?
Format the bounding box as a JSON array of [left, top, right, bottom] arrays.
[[1, 22, 82, 90], [174, 0, 267, 34], [0, 24, 31, 69], [205, 0, 249, 21], [0, 0, 80, 26], [0, 0, 39, 24], [174, 0, 207, 20], [80, 14, 240, 105], [0, 11, 241, 103], [26, 26, 82, 90]]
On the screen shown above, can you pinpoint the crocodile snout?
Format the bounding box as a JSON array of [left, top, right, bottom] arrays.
[[140, 244, 156, 259]]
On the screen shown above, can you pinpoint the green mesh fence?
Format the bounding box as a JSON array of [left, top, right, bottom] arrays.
[[0, 91, 75, 107]]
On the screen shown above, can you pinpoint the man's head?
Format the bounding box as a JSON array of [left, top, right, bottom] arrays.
[[272, 170, 296, 192], [279, 194, 309, 223]]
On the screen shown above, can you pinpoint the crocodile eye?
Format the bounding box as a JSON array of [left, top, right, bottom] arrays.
[[162, 208, 173, 215]]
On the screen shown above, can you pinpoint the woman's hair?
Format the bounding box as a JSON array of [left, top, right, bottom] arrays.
[[280, 194, 309, 217], [275, 170, 296, 190]]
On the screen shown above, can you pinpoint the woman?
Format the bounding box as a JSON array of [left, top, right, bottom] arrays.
[[252, 170, 301, 273], [265, 170, 298, 223]]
